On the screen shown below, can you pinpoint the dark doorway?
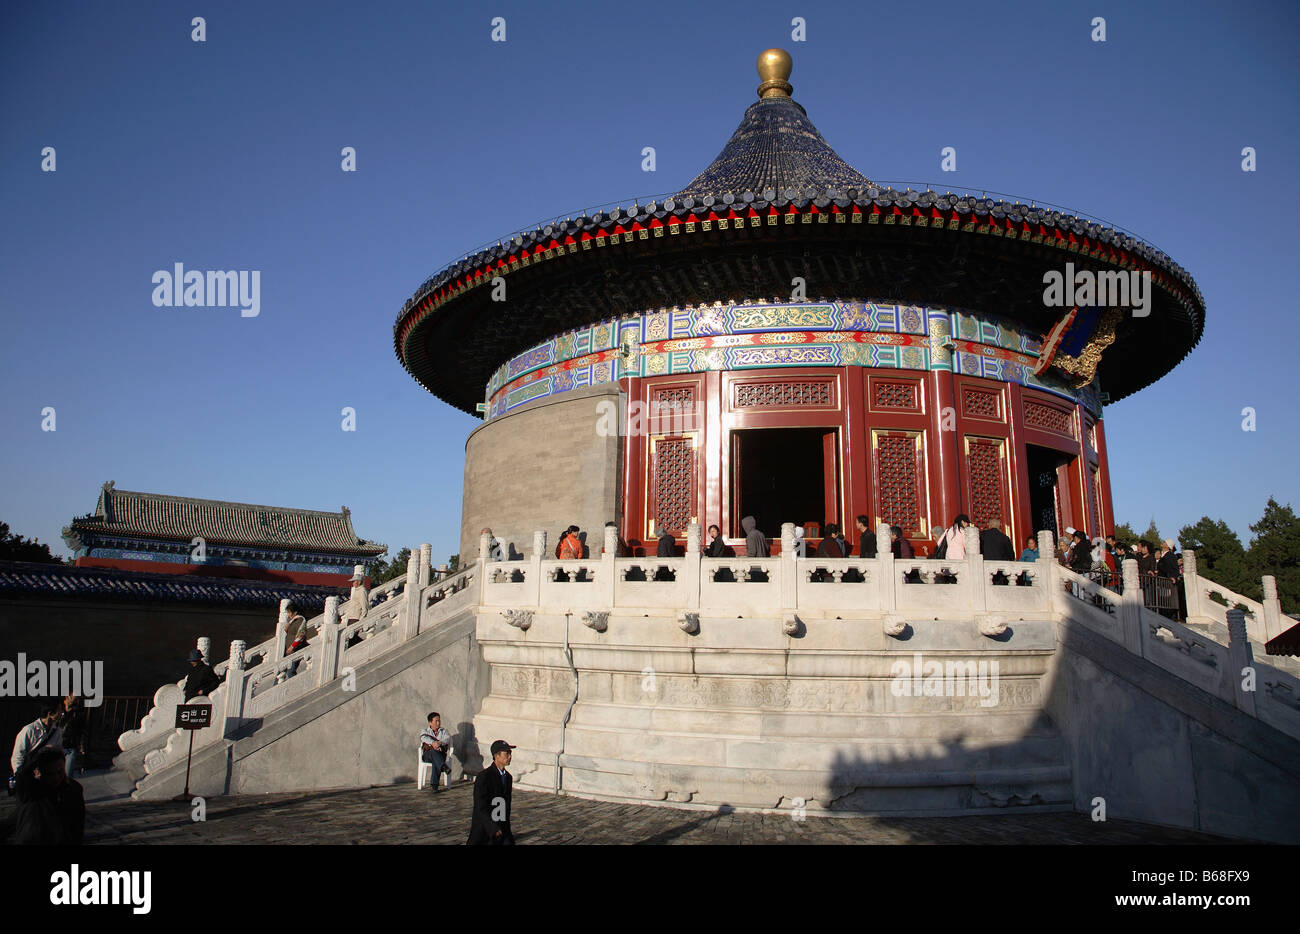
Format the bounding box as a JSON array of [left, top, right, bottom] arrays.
[[1026, 444, 1072, 540], [732, 428, 836, 539]]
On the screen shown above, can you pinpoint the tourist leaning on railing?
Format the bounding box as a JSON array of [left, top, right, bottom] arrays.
[[1019, 535, 1039, 562]]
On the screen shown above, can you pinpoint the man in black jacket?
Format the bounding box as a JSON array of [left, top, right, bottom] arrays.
[[467, 740, 516, 845], [855, 516, 877, 558], [183, 649, 221, 702], [979, 519, 1016, 561], [11, 747, 84, 845]]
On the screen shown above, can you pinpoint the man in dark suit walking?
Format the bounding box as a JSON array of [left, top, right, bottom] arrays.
[[979, 518, 1016, 561], [467, 740, 516, 845]]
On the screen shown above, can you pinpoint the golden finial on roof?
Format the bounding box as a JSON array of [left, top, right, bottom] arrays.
[[756, 48, 793, 99]]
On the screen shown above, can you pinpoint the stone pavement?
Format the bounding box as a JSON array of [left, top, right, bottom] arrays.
[[2, 777, 1244, 844]]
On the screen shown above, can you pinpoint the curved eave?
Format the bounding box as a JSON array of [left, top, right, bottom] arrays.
[[396, 190, 1204, 414]]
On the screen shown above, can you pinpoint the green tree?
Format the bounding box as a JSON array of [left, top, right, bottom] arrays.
[[373, 547, 411, 585], [0, 522, 61, 564], [1247, 497, 1300, 613], [1113, 522, 1140, 548], [1178, 516, 1250, 593], [1141, 518, 1162, 546], [447, 554, 460, 573]]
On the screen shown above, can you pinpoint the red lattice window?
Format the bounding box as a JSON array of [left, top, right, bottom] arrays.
[[653, 386, 695, 408], [651, 385, 700, 433], [871, 380, 920, 411], [962, 389, 1001, 421], [1024, 401, 1074, 437], [733, 380, 833, 408], [873, 431, 925, 537], [964, 437, 1007, 530], [650, 436, 696, 536]]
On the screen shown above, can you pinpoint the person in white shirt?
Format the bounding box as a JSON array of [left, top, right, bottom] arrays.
[[11, 703, 62, 776], [419, 711, 453, 790]]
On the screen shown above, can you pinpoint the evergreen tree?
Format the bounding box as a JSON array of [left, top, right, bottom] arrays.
[[0, 522, 61, 564], [374, 547, 411, 585], [1247, 497, 1300, 613], [1178, 517, 1250, 593], [1141, 517, 1162, 546]]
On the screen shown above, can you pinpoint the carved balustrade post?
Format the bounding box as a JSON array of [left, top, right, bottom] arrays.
[[1180, 548, 1203, 622], [1120, 558, 1144, 655], [1262, 575, 1284, 643], [529, 530, 546, 606], [780, 522, 797, 612], [685, 521, 701, 610], [196, 637, 211, 666], [419, 543, 432, 589], [965, 525, 985, 614], [318, 597, 340, 688], [1226, 608, 1258, 717], [221, 639, 247, 740], [1036, 530, 1056, 611], [402, 550, 421, 640], [271, 599, 290, 666], [877, 523, 895, 612], [600, 524, 618, 608]]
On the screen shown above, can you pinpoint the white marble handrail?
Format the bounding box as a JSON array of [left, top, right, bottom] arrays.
[[129, 552, 481, 782]]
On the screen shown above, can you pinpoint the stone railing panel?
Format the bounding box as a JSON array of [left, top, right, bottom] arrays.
[[118, 678, 186, 753], [482, 561, 534, 607], [793, 558, 880, 611], [539, 560, 602, 607], [894, 561, 974, 615], [1140, 609, 1229, 702], [1257, 668, 1300, 740], [340, 611, 402, 669], [614, 558, 690, 608], [1053, 566, 1123, 643], [699, 558, 780, 612], [143, 677, 232, 776], [982, 560, 1049, 614]]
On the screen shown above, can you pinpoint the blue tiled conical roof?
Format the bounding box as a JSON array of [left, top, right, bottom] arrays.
[[677, 95, 873, 197]]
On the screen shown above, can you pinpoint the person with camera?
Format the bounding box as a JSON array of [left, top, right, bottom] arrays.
[[10, 702, 62, 780]]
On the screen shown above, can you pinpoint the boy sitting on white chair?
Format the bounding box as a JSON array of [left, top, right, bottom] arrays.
[[418, 711, 453, 790]]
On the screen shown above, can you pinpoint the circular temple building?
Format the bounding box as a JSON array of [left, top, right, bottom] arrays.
[[396, 49, 1204, 567]]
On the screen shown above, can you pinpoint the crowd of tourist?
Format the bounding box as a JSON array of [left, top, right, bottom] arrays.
[[488, 514, 1189, 621]]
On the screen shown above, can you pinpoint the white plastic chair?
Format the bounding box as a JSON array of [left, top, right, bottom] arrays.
[[416, 750, 450, 789]]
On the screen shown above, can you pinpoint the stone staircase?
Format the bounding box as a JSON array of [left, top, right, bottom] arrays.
[[115, 552, 481, 799], [112, 525, 1300, 841]]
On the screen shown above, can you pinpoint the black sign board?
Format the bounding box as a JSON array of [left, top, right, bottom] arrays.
[[175, 704, 213, 729]]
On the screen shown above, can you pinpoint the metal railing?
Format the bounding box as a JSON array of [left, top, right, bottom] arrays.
[[1140, 575, 1181, 614], [87, 696, 151, 765]]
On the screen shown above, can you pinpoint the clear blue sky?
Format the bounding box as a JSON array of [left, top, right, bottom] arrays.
[[2, 0, 1296, 564]]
